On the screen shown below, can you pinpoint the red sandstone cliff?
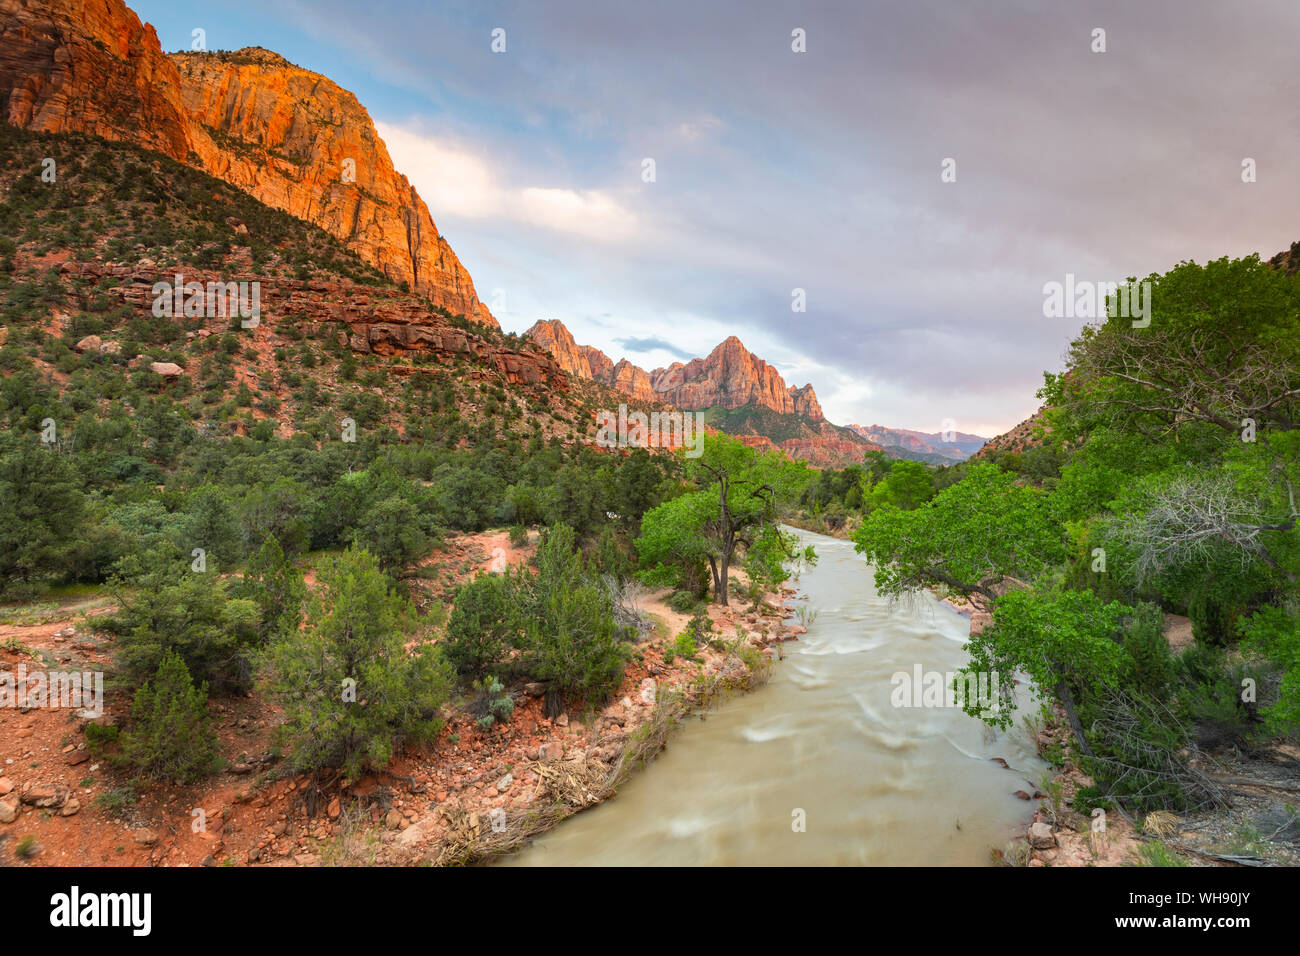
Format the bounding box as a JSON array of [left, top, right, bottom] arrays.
[[0, 0, 496, 326]]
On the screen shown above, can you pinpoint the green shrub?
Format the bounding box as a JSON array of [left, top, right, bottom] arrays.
[[120, 650, 221, 784], [667, 590, 700, 614], [269, 546, 454, 781], [446, 573, 518, 678], [472, 676, 514, 729]]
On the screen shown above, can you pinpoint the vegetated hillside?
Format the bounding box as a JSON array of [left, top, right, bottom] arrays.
[[0, 123, 586, 446]]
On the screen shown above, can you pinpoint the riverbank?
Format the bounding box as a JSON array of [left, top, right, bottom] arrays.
[[0, 531, 804, 867], [384, 573, 802, 866]]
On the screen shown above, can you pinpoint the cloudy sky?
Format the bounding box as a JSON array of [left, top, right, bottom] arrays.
[[135, 0, 1300, 435]]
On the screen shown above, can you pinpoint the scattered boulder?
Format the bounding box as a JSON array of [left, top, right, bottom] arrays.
[[496, 773, 513, 794], [1028, 821, 1057, 849], [132, 829, 158, 846], [60, 798, 80, 817], [149, 361, 183, 377], [538, 742, 563, 762], [0, 800, 17, 824], [0, 778, 13, 797], [21, 785, 66, 808], [523, 682, 547, 698], [74, 334, 102, 353]]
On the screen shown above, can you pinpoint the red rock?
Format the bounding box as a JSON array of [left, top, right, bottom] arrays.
[[0, 0, 496, 326]]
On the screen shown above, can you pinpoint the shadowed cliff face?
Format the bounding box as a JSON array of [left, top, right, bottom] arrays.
[[0, 0, 496, 327]]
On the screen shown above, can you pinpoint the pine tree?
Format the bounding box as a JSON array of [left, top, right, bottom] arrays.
[[269, 546, 453, 781], [121, 650, 221, 784], [240, 533, 306, 643]]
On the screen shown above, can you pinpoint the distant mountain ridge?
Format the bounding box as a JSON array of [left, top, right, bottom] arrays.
[[526, 320, 824, 418], [526, 319, 881, 467], [846, 424, 987, 463]]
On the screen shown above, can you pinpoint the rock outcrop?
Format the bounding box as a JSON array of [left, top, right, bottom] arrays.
[[648, 336, 825, 419], [59, 259, 564, 389], [0, 0, 496, 326], [170, 49, 496, 326], [525, 320, 880, 466]]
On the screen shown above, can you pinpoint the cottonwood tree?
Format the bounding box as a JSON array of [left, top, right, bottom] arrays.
[[637, 433, 811, 605], [1051, 256, 1300, 441], [853, 463, 1065, 603], [962, 588, 1129, 752]]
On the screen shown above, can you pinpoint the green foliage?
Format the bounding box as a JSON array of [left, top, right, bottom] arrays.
[[962, 589, 1129, 731], [120, 650, 221, 784], [269, 546, 453, 782], [667, 589, 702, 614], [1238, 606, 1300, 731], [1120, 602, 1174, 697], [864, 459, 935, 511], [744, 525, 814, 593], [672, 629, 698, 661], [854, 463, 1065, 601], [519, 524, 627, 715], [445, 573, 519, 678], [0, 441, 86, 596], [471, 676, 514, 730], [637, 432, 811, 604], [103, 545, 260, 694], [238, 534, 306, 644]]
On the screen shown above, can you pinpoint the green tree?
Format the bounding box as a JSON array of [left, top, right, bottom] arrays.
[[445, 572, 519, 678], [866, 459, 935, 511], [120, 650, 221, 783], [239, 534, 306, 644], [962, 589, 1129, 749], [269, 546, 453, 781], [104, 546, 260, 694], [0, 441, 85, 595], [517, 523, 626, 716], [353, 494, 438, 574], [638, 433, 810, 605], [854, 463, 1064, 602]]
